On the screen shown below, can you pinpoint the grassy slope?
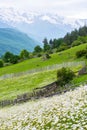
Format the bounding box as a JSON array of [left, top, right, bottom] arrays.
[[0, 66, 87, 101], [0, 70, 57, 100], [0, 43, 87, 76], [0, 43, 87, 101]]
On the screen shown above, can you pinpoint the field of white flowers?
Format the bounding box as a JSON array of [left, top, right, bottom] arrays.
[[0, 85, 87, 130]]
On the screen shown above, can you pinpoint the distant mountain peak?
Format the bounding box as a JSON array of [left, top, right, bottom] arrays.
[[0, 7, 87, 28], [0, 7, 87, 42]]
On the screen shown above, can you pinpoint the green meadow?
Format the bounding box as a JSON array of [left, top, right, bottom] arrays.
[[0, 43, 87, 101], [0, 43, 87, 76]]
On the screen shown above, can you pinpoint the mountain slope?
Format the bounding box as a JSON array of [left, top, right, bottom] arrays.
[[0, 28, 40, 55]]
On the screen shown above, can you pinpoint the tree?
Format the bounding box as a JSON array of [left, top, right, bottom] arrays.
[[43, 38, 50, 52], [79, 26, 87, 36], [64, 33, 71, 45], [10, 55, 20, 64], [0, 60, 4, 67], [34, 45, 42, 53], [3, 51, 14, 63], [57, 43, 68, 52], [49, 39, 53, 49], [20, 49, 29, 60], [57, 67, 75, 86], [72, 40, 82, 47], [52, 38, 63, 49]]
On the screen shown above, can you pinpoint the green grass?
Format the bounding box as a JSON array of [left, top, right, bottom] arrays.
[[0, 65, 85, 101], [0, 44, 87, 101], [0, 70, 57, 101], [72, 74, 87, 84], [0, 43, 87, 76]]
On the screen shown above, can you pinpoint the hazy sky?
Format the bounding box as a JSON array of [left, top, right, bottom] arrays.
[[0, 0, 87, 18]]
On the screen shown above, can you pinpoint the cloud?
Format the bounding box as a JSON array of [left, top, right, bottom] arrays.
[[0, 0, 87, 19]]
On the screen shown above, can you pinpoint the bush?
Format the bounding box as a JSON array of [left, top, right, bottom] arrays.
[[10, 55, 20, 64], [37, 53, 42, 57], [72, 40, 82, 47], [0, 60, 4, 67], [76, 50, 86, 58], [42, 53, 51, 60], [57, 43, 68, 52], [57, 67, 75, 86]]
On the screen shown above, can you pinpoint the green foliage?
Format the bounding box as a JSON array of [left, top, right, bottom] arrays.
[[43, 38, 50, 52], [72, 36, 87, 47], [45, 53, 51, 59], [42, 53, 51, 60], [50, 38, 63, 49], [78, 36, 87, 43], [63, 26, 87, 46], [57, 67, 75, 86], [2, 51, 19, 64], [0, 64, 83, 101], [34, 45, 42, 53], [20, 49, 29, 60], [0, 60, 4, 67], [37, 53, 42, 57], [79, 26, 87, 36], [0, 43, 87, 76], [10, 55, 20, 64], [76, 49, 86, 58], [3, 51, 14, 63], [49, 26, 87, 49], [72, 40, 82, 47], [57, 43, 68, 52]]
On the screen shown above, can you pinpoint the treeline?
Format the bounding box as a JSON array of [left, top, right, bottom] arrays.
[[0, 49, 30, 67], [33, 26, 87, 55], [42, 26, 87, 52]]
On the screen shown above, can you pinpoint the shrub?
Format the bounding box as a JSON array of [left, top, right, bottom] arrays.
[[57, 67, 75, 86], [42, 53, 51, 60], [10, 55, 20, 64], [0, 60, 4, 67], [37, 53, 42, 57], [3, 51, 14, 63], [72, 40, 82, 47], [56, 43, 68, 52], [76, 50, 86, 58]]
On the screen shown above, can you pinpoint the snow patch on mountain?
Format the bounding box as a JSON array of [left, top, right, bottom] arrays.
[[0, 7, 87, 28]]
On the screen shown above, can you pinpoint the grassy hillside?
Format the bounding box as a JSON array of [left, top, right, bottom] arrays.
[[0, 43, 87, 101], [0, 65, 87, 101], [0, 70, 57, 100], [0, 43, 87, 76], [0, 85, 87, 129]]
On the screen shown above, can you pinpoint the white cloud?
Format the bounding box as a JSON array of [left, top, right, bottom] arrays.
[[41, 15, 58, 24], [0, 0, 87, 19]]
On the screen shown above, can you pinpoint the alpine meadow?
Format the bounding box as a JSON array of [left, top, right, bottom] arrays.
[[0, 0, 87, 130]]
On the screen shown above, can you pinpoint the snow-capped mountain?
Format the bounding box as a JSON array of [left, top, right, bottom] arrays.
[[0, 8, 87, 42]]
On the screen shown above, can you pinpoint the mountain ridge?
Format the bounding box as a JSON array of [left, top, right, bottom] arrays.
[[0, 28, 40, 56]]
